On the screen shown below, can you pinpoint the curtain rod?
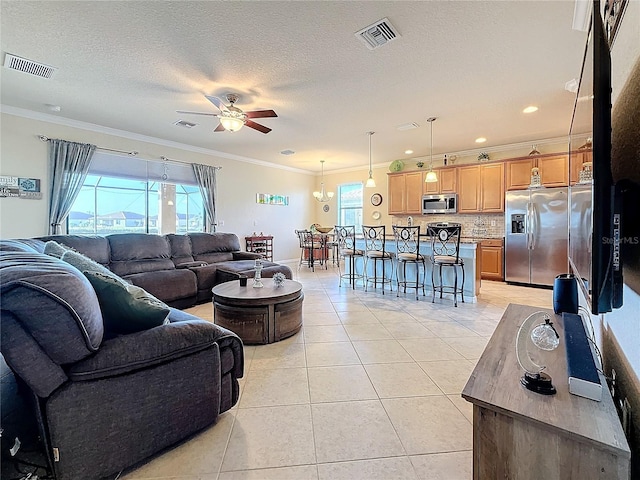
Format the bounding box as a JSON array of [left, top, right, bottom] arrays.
[[161, 156, 222, 170], [38, 135, 138, 156]]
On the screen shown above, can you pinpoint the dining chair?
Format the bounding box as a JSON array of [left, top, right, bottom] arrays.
[[362, 225, 394, 294], [393, 225, 426, 300], [334, 225, 364, 288], [427, 222, 465, 307], [295, 229, 319, 271]]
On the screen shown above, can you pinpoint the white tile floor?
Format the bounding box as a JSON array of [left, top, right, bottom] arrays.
[[123, 262, 552, 480]]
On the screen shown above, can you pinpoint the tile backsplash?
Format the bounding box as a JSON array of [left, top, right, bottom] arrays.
[[393, 213, 505, 239]]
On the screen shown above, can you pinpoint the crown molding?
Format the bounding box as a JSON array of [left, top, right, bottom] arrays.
[[0, 105, 313, 176]]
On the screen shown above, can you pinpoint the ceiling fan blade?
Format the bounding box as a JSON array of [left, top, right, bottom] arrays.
[[205, 95, 229, 112], [214, 123, 226, 132], [176, 110, 218, 117], [245, 109, 278, 119], [245, 120, 272, 134]]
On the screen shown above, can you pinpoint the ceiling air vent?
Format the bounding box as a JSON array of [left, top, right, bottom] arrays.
[[174, 120, 197, 128], [396, 122, 420, 131], [3, 53, 58, 79], [355, 17, 400, 50]]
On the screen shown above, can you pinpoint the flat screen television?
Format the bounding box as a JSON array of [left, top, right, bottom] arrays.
[[568, 0, 623, 314]]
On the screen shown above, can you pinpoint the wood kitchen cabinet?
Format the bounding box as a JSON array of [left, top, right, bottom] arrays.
[[506, 155, 569, 190], [458, 163, 504, 213], [570, 149, 592, 185], [538, 155, 569, 187], [480, 238, 504, 281], [387, 171, 423, 215], [506, 159, 535, 190], [424, 167, 457, 195]]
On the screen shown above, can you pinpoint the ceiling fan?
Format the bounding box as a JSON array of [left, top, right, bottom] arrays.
[[177, 93, 277, 134]]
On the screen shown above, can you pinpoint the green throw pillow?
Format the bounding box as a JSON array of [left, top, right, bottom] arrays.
[[84, 271, 171, 335], [61, 249, 123, 283], [44, 240, 71, 259]]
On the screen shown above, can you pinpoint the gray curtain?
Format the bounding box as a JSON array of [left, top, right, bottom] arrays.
[[48, 139, 96, 234], [191, 163, 218, 232]]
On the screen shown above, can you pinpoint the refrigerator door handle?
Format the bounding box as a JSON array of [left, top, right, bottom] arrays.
[[525, 202, 532, 250], [530, 203, 537, 251]]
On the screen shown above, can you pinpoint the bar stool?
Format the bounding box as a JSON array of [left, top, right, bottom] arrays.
[[393, 225, 426, 300], [362, 225, 395, 294], [335, 225, 364, 288], [427, 222, 465, 307]]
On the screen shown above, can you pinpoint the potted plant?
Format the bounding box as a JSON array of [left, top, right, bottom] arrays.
[[477, 152, 490, 162], [416, 161, 424, 168]]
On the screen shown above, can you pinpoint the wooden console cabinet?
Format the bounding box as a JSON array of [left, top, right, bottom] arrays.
[[462, 304, 630, 480], [245, 235, 273, 261]]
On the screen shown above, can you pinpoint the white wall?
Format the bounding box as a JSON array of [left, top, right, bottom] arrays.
[[0, 112, 316, 262]]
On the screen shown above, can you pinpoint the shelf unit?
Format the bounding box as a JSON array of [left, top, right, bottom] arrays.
[[245, 235, 273, 261]]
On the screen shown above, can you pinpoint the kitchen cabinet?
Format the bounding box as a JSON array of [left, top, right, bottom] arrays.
[[480, 238, 504, 281], [424, 168, 457, 195], [506, 159, 535, 190], [570, 149, 592, 185], [538, 155, 569, 187], [458, 163, 504, 213], [506, 155, 569, 190], [387, 171, 423, 215]]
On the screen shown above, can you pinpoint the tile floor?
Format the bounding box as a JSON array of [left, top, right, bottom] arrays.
[[122, 263, 552, 480]]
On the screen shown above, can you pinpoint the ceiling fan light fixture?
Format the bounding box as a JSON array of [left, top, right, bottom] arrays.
[[219, 115, 245, 132], [425, 117, 438, 183]]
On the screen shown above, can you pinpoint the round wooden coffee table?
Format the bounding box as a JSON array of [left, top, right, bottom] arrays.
[[212, 279, 303, 344]]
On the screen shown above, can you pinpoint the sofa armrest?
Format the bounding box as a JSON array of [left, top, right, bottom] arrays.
[[66, 320, 239, 381], [233, 251, 263, 260], [176, 261, 209, 268]]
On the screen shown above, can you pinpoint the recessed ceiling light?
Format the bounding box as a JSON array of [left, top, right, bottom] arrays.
[[475, 137, 487, 144], [280, 149, 295, 155], [523, 106, 538, 114], [404, 150, 413, 155]]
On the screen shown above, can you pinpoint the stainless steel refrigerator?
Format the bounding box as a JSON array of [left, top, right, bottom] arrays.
[[505, 187, 568, 286]]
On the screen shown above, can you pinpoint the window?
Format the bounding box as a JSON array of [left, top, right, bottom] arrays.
[[68, 153, 204, 235], [337, 183, 363, 231]]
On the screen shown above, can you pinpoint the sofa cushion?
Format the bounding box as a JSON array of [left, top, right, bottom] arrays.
[[108, 233, 175, 277], [189, 233, 238, 263], [0, 251, 104, 363], [166, 233, 195, 266], [0, 239, 45, 253], [40, 235, 111, 265], [85, 271, 171, 335], [124, 269, 197, 303]]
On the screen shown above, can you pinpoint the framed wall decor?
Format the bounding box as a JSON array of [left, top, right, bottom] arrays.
[[256, 193, 289, 206], [371, 193, 383, 206]]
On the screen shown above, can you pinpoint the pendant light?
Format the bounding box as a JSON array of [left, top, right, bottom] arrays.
[[313, 160, 334, 202], [425, 117, 438, 183], [365, 131, 376, 188]]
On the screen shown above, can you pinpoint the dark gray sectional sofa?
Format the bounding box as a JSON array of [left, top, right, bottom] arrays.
[[0, 232, 291, 479], [39, 232, 293, 308]]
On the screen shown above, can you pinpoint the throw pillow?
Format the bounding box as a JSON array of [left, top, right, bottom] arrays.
[[43, 240, 70, 259], [84, 271, 171, 335], [61, 249, 123, 283]]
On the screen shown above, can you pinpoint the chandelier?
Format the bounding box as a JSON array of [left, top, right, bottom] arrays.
[[313, 160, 334, 202], [365, 131, 376, 188], [425, 117, 438, 183]]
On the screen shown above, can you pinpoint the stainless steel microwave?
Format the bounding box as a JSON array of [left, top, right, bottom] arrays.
[[422, 194, 457, 214]]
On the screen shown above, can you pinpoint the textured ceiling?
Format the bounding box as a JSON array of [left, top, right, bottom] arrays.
[[0, 1, 588, 172]]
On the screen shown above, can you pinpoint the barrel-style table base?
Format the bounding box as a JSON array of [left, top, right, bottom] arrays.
[[212, 280, 303, 344]]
